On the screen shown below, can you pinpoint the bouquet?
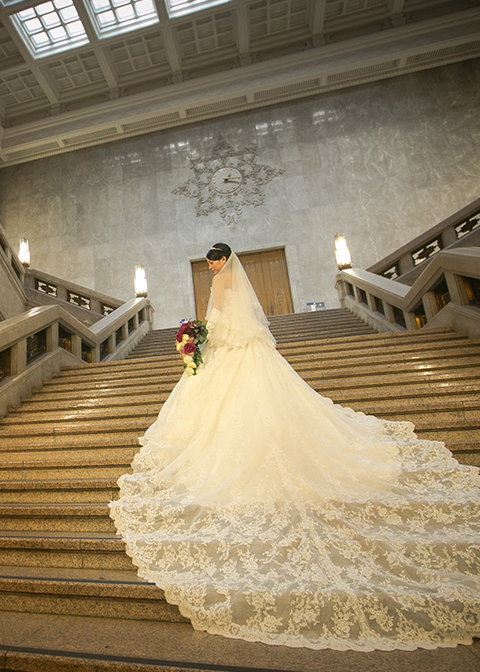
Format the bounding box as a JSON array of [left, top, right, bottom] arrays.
[[175, 319, 208, 376]]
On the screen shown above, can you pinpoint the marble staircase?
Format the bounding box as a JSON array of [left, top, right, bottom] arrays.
[[0, 309, 479, 671]]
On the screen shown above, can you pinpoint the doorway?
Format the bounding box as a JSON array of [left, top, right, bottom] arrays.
[[191, 247, 294, 319]]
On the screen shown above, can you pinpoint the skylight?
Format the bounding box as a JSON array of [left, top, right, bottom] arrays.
[[166, 0, 233, 19], [87, 0, 158, 36], [12, 0, 89, 55]]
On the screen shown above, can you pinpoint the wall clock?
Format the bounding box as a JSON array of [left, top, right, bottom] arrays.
[[172, 136, 285, 228]]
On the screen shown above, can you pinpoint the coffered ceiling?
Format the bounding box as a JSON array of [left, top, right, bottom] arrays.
[[0, 0, 478, 167]]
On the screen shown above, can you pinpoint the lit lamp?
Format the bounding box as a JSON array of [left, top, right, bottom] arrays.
[[134, 265, 148, 297], [334, 234, 352, 270], [18, 239, 30, 267]]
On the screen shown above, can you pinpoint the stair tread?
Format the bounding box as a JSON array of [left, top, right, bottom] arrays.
[[1, 309, 479, 634]]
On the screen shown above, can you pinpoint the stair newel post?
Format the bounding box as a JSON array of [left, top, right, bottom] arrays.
[[366, 292, 377, 313], [46, 322, 59, 353], [404, 310, 419, 331], [146, 303, 154, 329], [422, 291, 438, 322], [440, 225, 458, 248], [383, 302, 397, 326], [70, 333, 82, 360], [10, 339, 27, 375], [444, 271, 464, 307], [398, 252, 415, 276], [107, 333, 116, 357]]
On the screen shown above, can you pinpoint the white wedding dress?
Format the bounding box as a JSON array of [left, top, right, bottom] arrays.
[[110, 253, 480, 652]]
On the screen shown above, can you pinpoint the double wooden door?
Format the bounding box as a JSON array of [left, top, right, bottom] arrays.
[[191, 247, 293, 320]]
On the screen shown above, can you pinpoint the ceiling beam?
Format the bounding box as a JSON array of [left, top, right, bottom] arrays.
[[72, 0, 119, 90], [310, 0, 327, 45], [153, 0, 183, 76], [234, 2, 250, 64]]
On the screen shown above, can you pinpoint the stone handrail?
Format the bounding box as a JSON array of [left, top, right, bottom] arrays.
[[0, 297, 154, 418], [336, 248, 480, 340], [366, 197, 480, 282]]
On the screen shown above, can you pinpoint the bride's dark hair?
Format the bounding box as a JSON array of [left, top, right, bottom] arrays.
[[206, 243, 232, 261]]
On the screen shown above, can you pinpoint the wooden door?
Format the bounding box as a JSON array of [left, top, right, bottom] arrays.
[[191, 247, 293, 319]]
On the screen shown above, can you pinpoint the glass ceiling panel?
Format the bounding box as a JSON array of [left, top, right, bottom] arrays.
[[87, 0, 159, 37], [12, 0, 89, 56], [166, 0, 233, 18]]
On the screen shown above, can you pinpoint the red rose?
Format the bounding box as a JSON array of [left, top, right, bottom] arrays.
[[183, 340, 196, 355]]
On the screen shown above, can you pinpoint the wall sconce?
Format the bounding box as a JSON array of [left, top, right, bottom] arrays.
[[18, 239, 30, 267], [134, 265, 148, 297], [334, 234, 352, 270]]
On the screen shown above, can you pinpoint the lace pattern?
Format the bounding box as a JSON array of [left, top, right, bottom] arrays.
[[110, 290, 480, 651]]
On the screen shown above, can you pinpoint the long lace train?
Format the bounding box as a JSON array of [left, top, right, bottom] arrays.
[[110, 325, 480, 651]]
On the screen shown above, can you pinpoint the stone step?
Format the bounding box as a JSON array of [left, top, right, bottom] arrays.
[[0, 437, 139, 462], [29, 379, 177, 401], [6, 384, 480, 427], [300, 359, 480, 383], [0, 420, 151, 445], [11, 393, 168, 413], [31, 353, 480, 399], [25, 366, 480, 408], [353, 399, 480, 424], [0, 503, 114, 531], [1, 405, 163, 426], [277, 328, 463, 350], [0, 566, 186, 622], [284, 340, 479, 365], [39, 371, 182, 391], [0, 533, 132, 570], [56, 357, 181, 378], [0, 455, 133, 480], [447, 443, 480, 466], [324, 380, 480, 403], [9, 379, 480, 418], [0, 478, 119, 504], [414, 418, 480, 443]]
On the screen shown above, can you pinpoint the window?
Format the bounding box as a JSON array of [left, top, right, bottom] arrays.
[[12, 0, 89, 56], [87, 0, 158, 37], [167, 0, 233, 19]]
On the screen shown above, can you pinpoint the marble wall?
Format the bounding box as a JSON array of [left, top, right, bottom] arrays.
[[1, 59, 479, 328]]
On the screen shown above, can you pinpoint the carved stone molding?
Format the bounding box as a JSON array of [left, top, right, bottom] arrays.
[[172, 136, 285, 228]]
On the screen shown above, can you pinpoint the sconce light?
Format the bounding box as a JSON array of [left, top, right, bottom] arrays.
[[134, 265, 148, 297], [18, 239, 30, 267], [334, 234, 352, 270]]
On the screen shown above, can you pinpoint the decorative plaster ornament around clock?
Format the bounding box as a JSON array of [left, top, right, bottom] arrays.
[[172, 136, 285, 228]]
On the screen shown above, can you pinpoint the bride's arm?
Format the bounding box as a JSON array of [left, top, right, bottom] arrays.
[[206, 273, 226, 337]]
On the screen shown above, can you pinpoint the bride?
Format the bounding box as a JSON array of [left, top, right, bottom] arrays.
[[110, 243, 480, 651]]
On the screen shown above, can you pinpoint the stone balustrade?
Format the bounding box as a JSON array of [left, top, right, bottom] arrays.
[[366, 197, 480, 283], [0, 297, 154, 418], [23, 268, 124, 327], [336, 248, 480, 340]]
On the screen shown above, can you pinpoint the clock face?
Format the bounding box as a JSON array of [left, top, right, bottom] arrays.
[[211, 167, 243, 194]]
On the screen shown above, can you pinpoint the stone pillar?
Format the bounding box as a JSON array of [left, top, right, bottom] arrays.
[[444, 271, 464, 306], [441, 226, 458, 247], [46, 322, 59, 352], [11, 340, 27, 375], [384, 303, 396, 325], [71, 333, 82, 359], [422, 292, 438, 322]]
